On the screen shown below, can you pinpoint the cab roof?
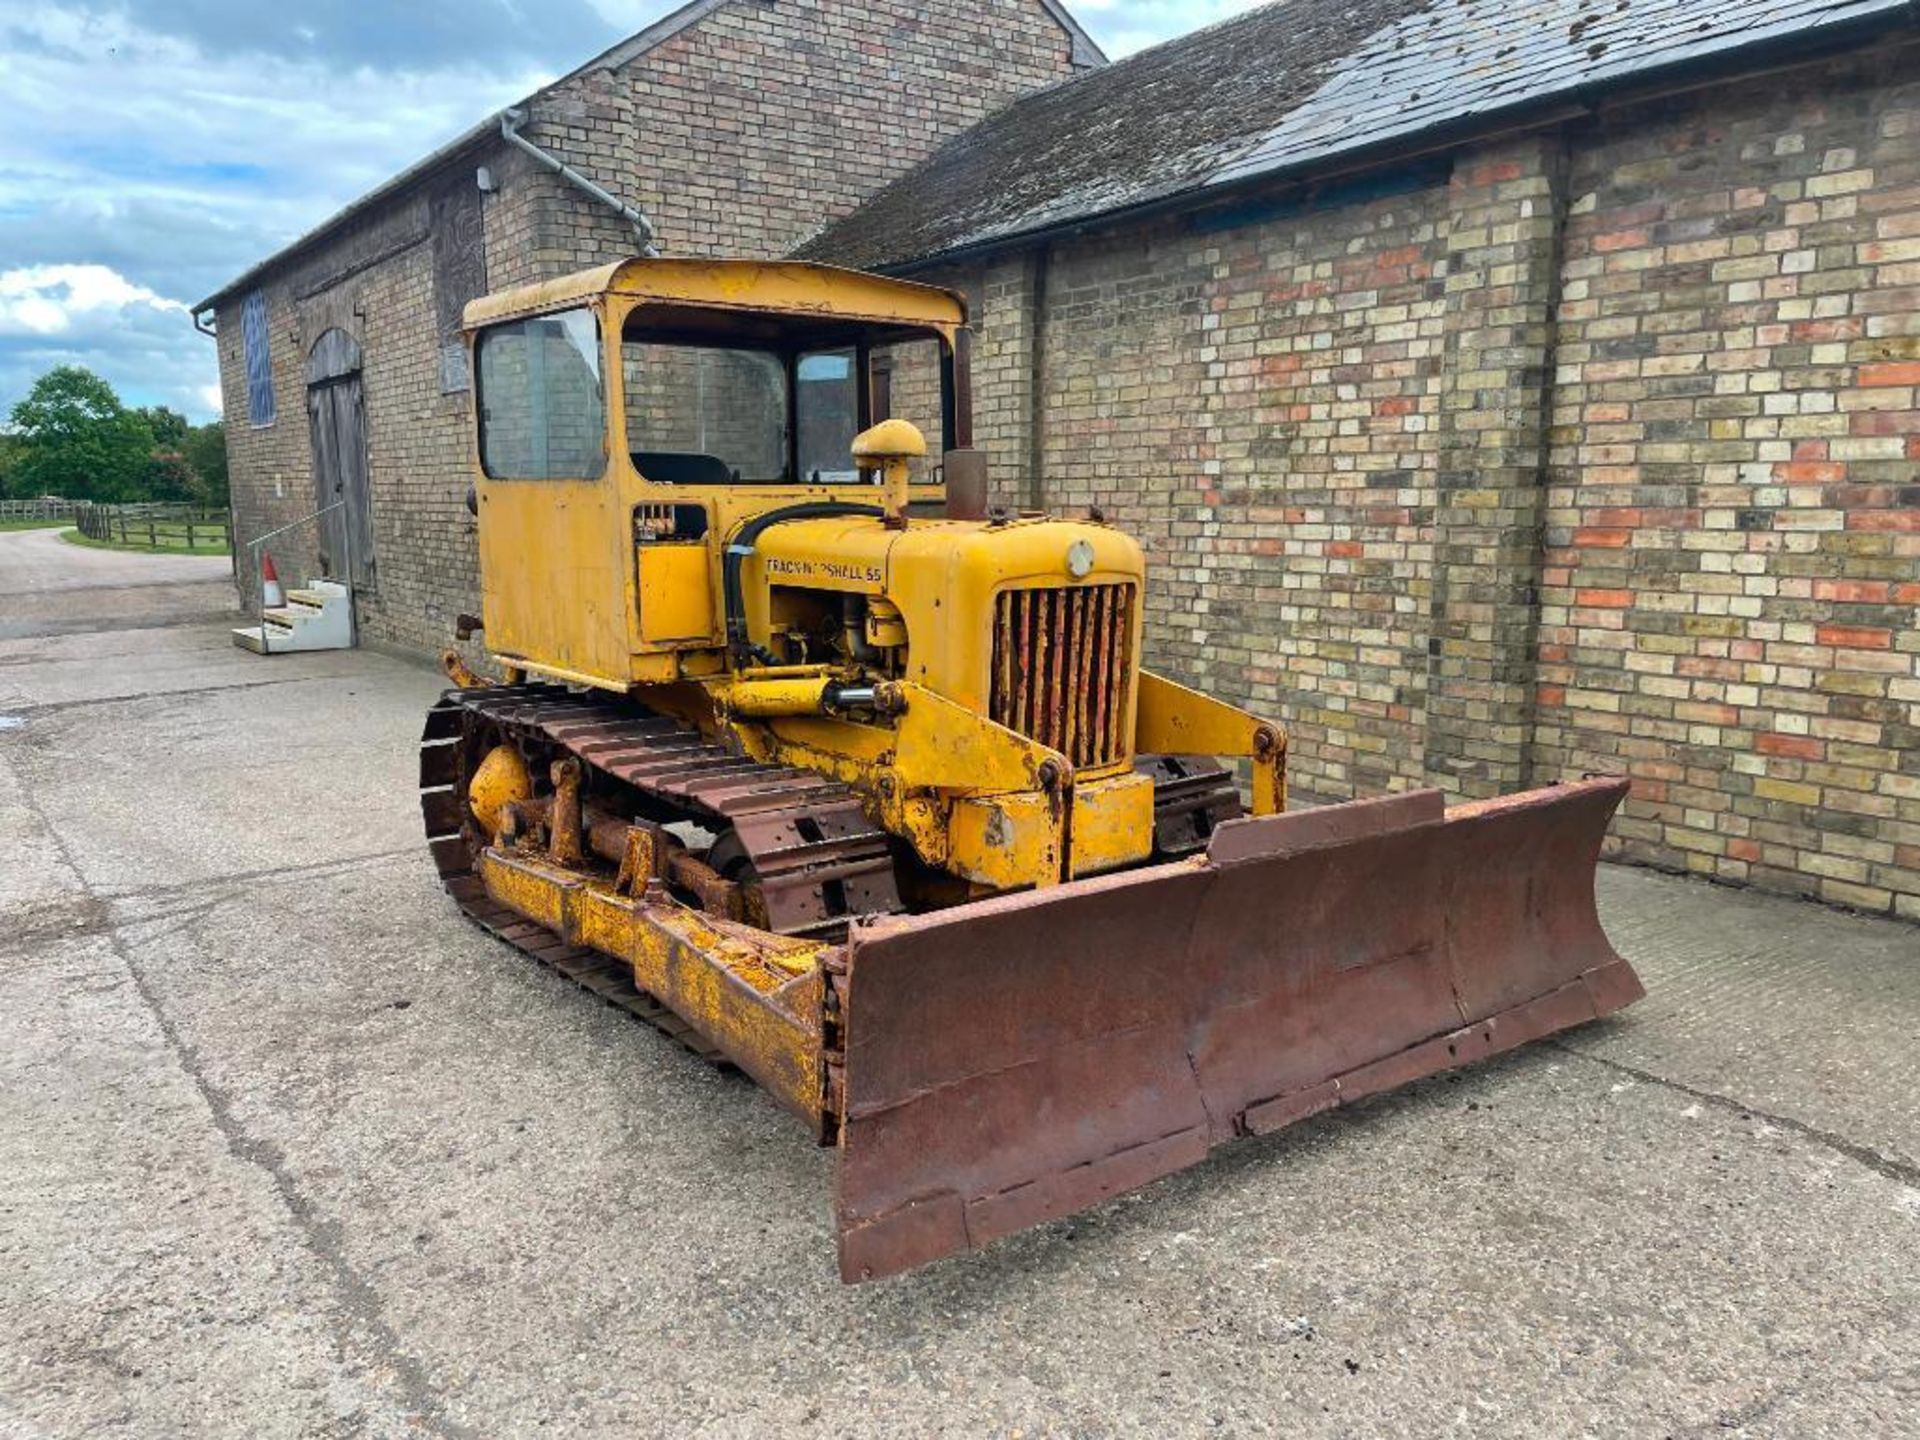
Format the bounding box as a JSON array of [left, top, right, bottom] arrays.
[[463, 257, 968, 332]]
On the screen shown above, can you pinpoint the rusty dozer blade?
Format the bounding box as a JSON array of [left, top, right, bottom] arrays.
[[834, 776, 1640, 1282]]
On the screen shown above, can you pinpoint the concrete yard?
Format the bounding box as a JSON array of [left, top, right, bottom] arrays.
[[1, 530, 1917, 1438]]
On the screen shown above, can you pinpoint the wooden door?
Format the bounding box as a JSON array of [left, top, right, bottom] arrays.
[[307, 328, 374, 590]]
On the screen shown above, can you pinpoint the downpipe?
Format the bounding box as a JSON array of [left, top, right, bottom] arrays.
[[500, 107, 660, 256]]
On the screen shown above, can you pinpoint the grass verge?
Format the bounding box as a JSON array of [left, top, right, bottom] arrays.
[[60, 526, 231, 558], [0, 518, 72, 532]]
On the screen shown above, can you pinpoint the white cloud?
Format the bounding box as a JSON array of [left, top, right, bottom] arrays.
[[0, 6, 562, 420], [0, 262, 215, 421], [0, 1, 1251, 421], [1063, 0, 1275, 56], [0, 264, 187, 338]]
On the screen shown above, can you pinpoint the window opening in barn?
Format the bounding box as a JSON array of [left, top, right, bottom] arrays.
[[242, 291, 275, 427]]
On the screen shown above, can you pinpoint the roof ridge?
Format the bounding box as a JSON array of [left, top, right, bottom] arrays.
[[798, 0, 1916, 274], [575, 0, 736, 75]]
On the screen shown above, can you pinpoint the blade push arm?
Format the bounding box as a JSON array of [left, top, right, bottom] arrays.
[[1135, 671, 1287, 815]]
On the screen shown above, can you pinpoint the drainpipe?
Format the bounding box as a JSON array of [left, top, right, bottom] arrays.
[[500, 107, 659, 256]]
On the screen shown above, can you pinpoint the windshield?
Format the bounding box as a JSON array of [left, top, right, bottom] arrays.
[[796, 349, 859, 482], [617, 329, 953, 484], [624, 343, 788, 484]]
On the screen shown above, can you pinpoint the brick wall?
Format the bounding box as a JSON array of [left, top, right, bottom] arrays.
[[926, 183, 1454, 802], [1537, 46, 1920, 917], [900, 42, 1920, 916], [1196, 182, 1450, 800], [216, 182, 478, 659], [520, 0, 1082, 274], [216, 0, 1085, 659]]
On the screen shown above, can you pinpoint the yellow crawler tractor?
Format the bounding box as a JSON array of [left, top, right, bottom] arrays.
[[420, 258, 1641, 1282]]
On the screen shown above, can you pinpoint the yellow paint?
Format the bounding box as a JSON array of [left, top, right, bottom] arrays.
[[949, 792, 1064, 890], [852, 418, 926, 522], [468, 744, 531, 836], [480, 472, 632, 688], [889, 683, 1061, 794], [1070, 771, 1157, 877], [865, 598, 906, 648], [946, 770, 1153, 888], [749, 517, 1146, 733], [481, 847, 830, 1129], [465, 258, 969, 332], [470, 262, 960, 693], [465, 256, 1289, 900], [1136, 670, 1289, 815], [637, 542, 716, 644], [723, 674, 836, 718]]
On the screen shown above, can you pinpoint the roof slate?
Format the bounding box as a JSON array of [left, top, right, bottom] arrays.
[[799, 0, 1908, 272]]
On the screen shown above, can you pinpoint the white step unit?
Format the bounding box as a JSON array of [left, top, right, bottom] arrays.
[[232, 580, 354, 653]]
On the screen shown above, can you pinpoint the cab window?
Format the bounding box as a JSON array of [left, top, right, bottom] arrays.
[[796, 349, 859, 483], [624, 344, 788, 484], [870, 336, 947, 482], [475, 310, 605, 480]]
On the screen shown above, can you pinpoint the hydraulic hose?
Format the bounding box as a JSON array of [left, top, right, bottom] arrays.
[[724, 503, 884, 665]]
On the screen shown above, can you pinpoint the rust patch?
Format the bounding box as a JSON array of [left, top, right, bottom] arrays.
[[834, 777, 1639, 1282]]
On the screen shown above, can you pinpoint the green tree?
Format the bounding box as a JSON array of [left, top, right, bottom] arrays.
[[182, 420, 230, 507], [144, 450, 200, 504], [0, 432, 21, 499], [136, 405, 191, 451], [138, 406, 198, 502], [9, 367, 154, 502]]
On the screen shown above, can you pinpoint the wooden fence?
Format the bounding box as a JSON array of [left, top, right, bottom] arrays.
[[73, 502, 233, 552], [0, 497, 79, 523]]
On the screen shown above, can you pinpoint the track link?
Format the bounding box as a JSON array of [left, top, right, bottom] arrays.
[[419, 684, 901, 1056], [422, 686, 1246, 1056], [1136, 754, 1244, 857]]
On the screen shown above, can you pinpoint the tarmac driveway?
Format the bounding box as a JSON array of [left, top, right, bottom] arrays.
[[0, 526, 235, 641]]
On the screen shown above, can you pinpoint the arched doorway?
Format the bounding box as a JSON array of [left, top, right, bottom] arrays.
[[307, 329, 374, 590]]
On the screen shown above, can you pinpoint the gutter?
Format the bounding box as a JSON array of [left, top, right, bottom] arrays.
[[189, 102, 661, 335], [192, 113, 499, 315], [499, 107, 659, 256]]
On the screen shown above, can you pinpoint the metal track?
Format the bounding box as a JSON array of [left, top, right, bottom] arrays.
[[419, 684, 904, 1056], [1136, 754, 1244, 857], [421, 685, 1246, 1057], [437, 684, 902, 934]]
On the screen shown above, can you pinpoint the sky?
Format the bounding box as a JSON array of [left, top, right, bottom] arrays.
[[0, 0, 1265, 427]]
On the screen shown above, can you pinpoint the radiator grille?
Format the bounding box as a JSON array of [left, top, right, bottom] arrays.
[[990, 584, 1135, 769], [633, 503, 676, 539]]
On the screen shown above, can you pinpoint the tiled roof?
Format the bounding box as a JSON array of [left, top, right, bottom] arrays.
[[799, 0, 1909, 271]]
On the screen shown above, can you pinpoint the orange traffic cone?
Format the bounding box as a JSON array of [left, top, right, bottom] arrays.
[[261, 553, 285, 609]]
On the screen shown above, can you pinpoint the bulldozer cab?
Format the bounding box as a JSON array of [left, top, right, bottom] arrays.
[[465, 259, 971, 690]]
